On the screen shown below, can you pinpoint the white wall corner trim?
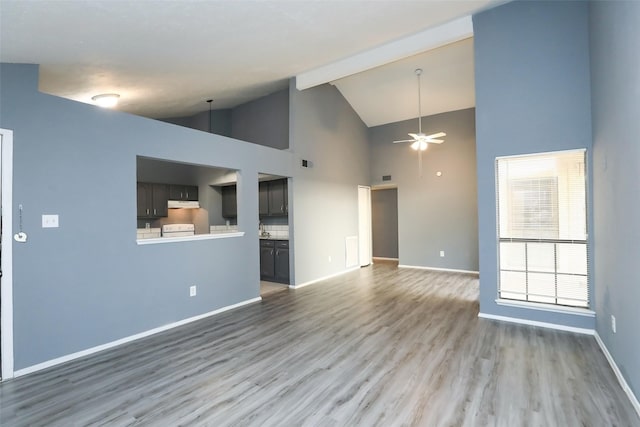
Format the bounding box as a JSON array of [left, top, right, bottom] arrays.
[[13, 297, 262, 378], [398, 264, 479, 276], [478, 312, 595, 335], [594, 332, 640, 418], [295, 16, 473, 90], [0, 128, 14, 380], [291, 267, 360, 289]]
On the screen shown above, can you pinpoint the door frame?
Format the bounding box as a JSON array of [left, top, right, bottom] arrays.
[[1, 128, 14, 380], [358, 185, 372, 267]]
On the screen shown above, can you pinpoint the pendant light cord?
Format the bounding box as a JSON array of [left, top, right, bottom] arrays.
[[206, 99, 213, 133]]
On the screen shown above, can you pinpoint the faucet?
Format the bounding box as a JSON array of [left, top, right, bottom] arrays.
[[259, 221, 269, 237]]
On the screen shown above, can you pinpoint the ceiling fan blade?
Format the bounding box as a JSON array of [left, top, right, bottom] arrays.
[[425, 132, 446, 139], [408, 133, 422, 139], [425, 139, 444, 144], [392, 139, 415, 144]]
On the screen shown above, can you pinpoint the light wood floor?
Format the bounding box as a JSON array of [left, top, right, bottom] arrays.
[[1, 264, 638, 426], [260, 280, 289, 297]]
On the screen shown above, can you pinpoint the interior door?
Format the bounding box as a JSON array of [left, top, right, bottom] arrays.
[[358, 185, 372, 267]]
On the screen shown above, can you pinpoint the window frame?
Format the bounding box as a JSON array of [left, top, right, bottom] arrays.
[[495, 149, 590, 309]]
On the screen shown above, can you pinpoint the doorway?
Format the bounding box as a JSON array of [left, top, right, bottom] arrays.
[[371, 188, 399, 261], [258, 173, 291, 296], [0, 128, 14, 380], [358, 185, 372, 267]]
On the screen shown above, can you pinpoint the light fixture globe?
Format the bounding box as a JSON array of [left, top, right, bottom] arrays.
[[410, 140, 428, 151], [91, 93, 120, 108]]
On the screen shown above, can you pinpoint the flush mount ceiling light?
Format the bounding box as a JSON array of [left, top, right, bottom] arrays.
[[91, 93, 120, 108], [392, 68, 446, 177]]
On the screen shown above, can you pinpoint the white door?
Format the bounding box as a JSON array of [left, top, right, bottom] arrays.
[[0, 128, 14, 380], [358, 185, 372, 267]]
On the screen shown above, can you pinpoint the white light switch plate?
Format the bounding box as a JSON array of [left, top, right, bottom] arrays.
[[42, 214, 59, 228]]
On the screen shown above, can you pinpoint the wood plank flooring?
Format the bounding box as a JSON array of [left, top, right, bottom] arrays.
[[1, 264, 638, 426], [260, 281, 289, 297]]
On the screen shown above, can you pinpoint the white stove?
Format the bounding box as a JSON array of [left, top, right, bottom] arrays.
[[162, 223, 195, 237]]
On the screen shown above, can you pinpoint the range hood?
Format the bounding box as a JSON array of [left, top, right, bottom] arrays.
[[168, 200, 200, 209]]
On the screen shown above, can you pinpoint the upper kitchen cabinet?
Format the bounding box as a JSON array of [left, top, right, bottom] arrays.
[[169, 184, 198, 201], [259, 181, 270, 217], [259, 178, 288, 217], [137, 182, 169, 218], [268, 179, 287, 216], [221, 185, 237, 218]]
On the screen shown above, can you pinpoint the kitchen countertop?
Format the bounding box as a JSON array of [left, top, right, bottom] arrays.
[[259, 235, 288, 241]]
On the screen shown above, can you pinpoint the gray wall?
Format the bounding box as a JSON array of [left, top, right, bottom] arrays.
[[289, 80, 370, 284], [161, 109, 232, 136], [589, 0, 640, 399], [0, 63, 292, 369], [371, 188, 398, 259], [231, 89, 289, 150], [473, 1, 594, 329], [369, 108, 478, 271], [160, 88, 289, 150]]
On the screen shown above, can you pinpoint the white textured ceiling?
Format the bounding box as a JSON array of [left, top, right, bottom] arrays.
[[332, 38, 475, 127], [0, 0, 502, 122]]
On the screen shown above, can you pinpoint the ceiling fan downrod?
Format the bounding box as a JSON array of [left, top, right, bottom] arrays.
[[416, 68, 423, 136]]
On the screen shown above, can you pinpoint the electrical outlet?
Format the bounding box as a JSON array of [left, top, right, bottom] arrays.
[[42, 214, 59, 228], [328, 256, 332, 263], [440, 250, 445, 257], [190, 285, 197, 297], [611, 315, 616, 333]]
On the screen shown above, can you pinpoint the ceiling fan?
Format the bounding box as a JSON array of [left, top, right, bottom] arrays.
[[393, 68, 446, 176]]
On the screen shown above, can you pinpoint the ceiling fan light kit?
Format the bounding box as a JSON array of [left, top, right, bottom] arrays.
[[411, 140, 428, 151], [392, 68, 446, 176]]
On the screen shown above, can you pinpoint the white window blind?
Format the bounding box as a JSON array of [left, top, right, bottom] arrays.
[[496, 150, 589, 308]]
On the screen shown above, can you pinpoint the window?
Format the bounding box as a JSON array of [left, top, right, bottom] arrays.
[[496, 150, 588, 308]]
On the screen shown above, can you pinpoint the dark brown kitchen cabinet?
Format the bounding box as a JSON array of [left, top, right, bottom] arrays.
[[221, 185, 237, 218], [259, 239, 289, 284], [137, 182, 169, 218], [259, 181, 269, 216], [274, 240, 290, 283], [268, 179, 286, 216], [260, 240, 276, 279], [169, 185, 198, 201], [259, 178, 288, 217]]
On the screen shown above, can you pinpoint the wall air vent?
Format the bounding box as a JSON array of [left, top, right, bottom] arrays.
[[382, 175, 392, 181]]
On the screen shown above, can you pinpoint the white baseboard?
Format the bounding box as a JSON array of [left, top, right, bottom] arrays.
[[594, 332, 640, 418], [14, 297, 262, 378], [478, 312, 595, 335], [291, 267, 360, 289], [398, 264, 479, 276], [372, 257, 399, 262]]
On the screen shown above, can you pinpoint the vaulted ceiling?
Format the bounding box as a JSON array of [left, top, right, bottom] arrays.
[[0, 0, 505, 126]]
